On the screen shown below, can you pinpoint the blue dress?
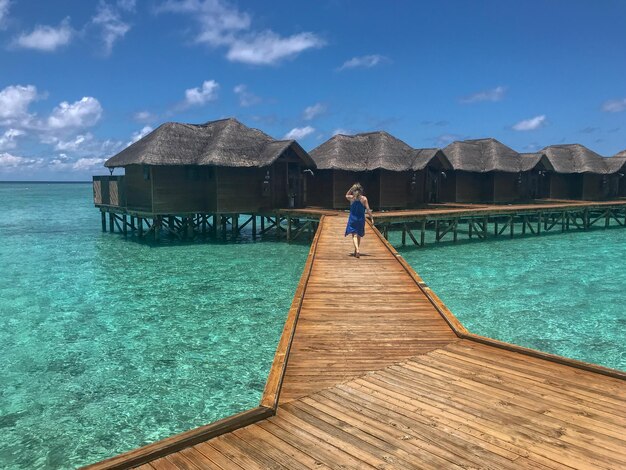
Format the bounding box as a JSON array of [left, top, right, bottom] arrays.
[[345, 199, 366, 237]]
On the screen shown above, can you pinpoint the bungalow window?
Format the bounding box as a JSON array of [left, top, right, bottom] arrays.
[[143, 166, 150, 180]]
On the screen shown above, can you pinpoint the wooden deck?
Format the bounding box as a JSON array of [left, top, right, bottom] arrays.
[[140, 339, 626, 470], [87, 212, 626, 470]]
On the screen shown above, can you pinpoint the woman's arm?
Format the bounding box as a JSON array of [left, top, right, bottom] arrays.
[[345, 189, 354, 202], [362, 196, 374, 221]]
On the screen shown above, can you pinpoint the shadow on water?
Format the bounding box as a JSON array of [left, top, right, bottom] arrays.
[[104, 228, 313, 249]]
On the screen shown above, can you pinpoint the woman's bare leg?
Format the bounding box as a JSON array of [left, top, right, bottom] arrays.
[[351, 234, 359, 255], [355, 235, 361, 257]]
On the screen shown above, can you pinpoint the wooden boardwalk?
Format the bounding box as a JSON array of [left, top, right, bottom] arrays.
[[277, 216, 457, 403], [88, 213, 626, 470]]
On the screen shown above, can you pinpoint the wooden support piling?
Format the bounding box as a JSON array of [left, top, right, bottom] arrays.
[[420, 219, 426, 246], [154, 216, 161, 242], [537, 212, 542, 235], [123, 215, 128, 236], [287, 216, 292, 242], [101, 211, 106, 232], [109, 213, 115, 233], [252, 215, 257, 239]]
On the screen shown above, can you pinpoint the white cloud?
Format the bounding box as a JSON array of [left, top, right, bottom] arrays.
[[53, 133, 94, 151], [0, 128, 25, 150], [47, 97, 103, 130], [233, 84, 261, 107], [460, 86, 506, 104], [338, 54, 389, 71], [14, 18, 72, 51], [303, 103, 327, 121], [0, 84, 38, 123], [159, 0, 324, 65], [0, 152, 43, 168], [133, 110, 157, 123], [227, 31, 324, 65], [184, 80, 219, 107], [332, 128, 352, 136], [512, 115, 546, 131], [117, 0, 136, 11], [72, 157, 106, 170], [127, 125, 153, 146], [0, 0, 10, 29], [283, 126, 314, 140], [92, 1, 132, 55], [602, 98, 626, 113]]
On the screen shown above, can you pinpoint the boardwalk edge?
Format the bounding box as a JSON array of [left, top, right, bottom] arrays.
[[260, 216, 325, 409], [80, 406, 273, 470], [81, 217, 326, 469], [370, 221, 626, 382]]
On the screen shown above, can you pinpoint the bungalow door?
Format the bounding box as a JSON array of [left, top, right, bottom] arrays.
[[287, 162, 302, 208]]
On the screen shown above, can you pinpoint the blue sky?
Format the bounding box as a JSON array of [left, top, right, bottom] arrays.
[[1, 0, 625, 180]]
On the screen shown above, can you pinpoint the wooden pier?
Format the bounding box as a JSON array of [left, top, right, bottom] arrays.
[[372, 199, 626, 246], [86, 212, 626, 470]]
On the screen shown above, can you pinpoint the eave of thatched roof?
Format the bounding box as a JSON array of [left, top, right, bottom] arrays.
[[606, 155, 626, 173], [614, 149, 626, 158], [104, 118, 314, 168], [442, 138, 529, 172], [412, 148, 452, 171], [519, 153, 555, 172], [309, 131, 418, 171], [541, 144, 612, 174]]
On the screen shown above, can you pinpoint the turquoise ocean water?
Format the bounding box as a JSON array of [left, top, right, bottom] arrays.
[[0, 183, 308, 469], [394, 227, 626, 371]]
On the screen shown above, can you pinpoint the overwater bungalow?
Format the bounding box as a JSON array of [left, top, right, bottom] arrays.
[[308, 132, 451, 210], [94, 118, 315, 216], [541, 144, 619, 200], [608, 151, 626, 197], [440, 138, 553, 203]]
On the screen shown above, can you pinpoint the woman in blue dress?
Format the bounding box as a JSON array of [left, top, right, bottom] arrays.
[[345, 183, 374, 258]]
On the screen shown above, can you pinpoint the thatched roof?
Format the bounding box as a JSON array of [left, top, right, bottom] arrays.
[[105, 118, 314, 168], [541, 144, 613, 174], [412, 148, 452, 171], [442, 138, 537, 172], [606, 155, 626, 173], [310, 132, 452, 172], [614, 149, 626, 158], [310, 132, 418, 171], [519, 152, 555, 172]]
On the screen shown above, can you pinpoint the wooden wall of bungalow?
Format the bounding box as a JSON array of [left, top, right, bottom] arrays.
[[308, 167, 453, 210], [547, 173, 618, 201], [439, 169, 552, 204], [96, 148, 311, 214]]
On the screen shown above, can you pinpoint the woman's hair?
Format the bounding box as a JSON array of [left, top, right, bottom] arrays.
[[350, 183, 364, 200]]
